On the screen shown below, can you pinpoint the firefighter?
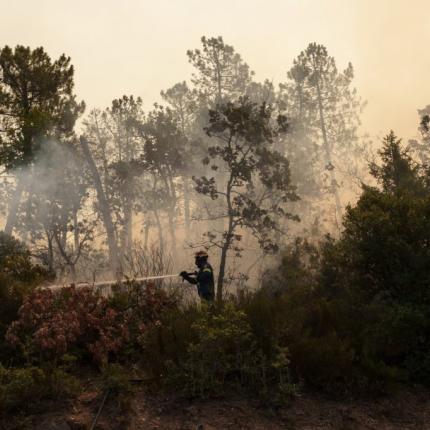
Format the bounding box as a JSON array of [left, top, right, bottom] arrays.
[[180, 250, 215, 301]]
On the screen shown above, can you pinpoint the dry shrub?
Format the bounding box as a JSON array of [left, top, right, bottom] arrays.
[[123, 243, 173, 278]]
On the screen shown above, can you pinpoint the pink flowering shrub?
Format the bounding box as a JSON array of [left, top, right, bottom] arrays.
[[6, 286, 129, 365], [109, 281, 179, 349]]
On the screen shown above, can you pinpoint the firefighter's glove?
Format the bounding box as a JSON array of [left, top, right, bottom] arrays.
[[179, 271, 189, 280]]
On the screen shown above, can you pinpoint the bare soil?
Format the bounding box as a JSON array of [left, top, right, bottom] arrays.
[[3, 386, 430, 430]]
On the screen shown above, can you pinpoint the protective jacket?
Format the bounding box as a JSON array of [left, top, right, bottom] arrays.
[[184, 263, 215, 301]]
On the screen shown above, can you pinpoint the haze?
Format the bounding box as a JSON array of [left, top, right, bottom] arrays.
[[1, 0, 429, 141]]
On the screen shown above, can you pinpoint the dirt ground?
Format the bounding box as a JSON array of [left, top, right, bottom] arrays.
[[4, 386, 430, 430]]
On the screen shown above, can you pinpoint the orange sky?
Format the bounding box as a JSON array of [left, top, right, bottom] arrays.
[[1, 0, 429, 143]]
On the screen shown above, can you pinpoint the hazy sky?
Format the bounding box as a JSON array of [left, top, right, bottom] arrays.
[[1, 0, 429, 142]]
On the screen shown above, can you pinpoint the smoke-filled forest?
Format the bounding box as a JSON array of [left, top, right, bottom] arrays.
[[1, 2, 430, 429]]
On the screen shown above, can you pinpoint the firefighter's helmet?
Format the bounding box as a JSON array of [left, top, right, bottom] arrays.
[[194, 250, 209, 259]]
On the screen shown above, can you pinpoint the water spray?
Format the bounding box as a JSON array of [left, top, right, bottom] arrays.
[[46, 272, 195, 291]]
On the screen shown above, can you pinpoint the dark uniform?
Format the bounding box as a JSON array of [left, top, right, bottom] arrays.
[[180, 251, 215, 301]]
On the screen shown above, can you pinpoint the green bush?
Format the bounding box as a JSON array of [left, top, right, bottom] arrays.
[[140, 302, 296, 403], [253, 239, 409, 393], [0, 364, 80, 413], [165, 303, 255, 397], [0, 365, 46, 412], [101, 363, 132, 395], [362, 303, 430, 382], [255, 133, 430, 393]]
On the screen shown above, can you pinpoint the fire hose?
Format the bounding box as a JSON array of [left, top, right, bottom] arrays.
[[47, 272, 196, 291]]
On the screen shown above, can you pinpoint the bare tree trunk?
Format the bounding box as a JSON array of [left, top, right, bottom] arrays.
[[73, 209, 79, 252], [143, 219, 150, 250], [60, 217, 68, 253], [166, 175, 177, 253], [216, 177, 234, 302], [183, 178, 191, 235], [217, 220, 233, 303], [215, 56, 222, 103], [5, 126, 34, 236], [315, 80, 342, 224], [119, 205, 132, 272], [168, 208, 176, 254], [4, 177, 25, 235], [46, 231, 54, 273], [69, 263, 77, 282], [126, 207, 133, 253], [119, 227, 126, 269], [124, 199, 133, 256], [153, 209, 164, 252], [79, 136, 121, 278], [53, 231, 77, 283]]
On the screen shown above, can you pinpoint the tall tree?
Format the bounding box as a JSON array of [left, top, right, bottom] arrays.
[[193, 98, 298, 301], [0, 45, 84, 235], [16, 141, 95, 279], [103, 95, 144, 257], [139, 106, 188, 252], [408, 105, 430, 167], [161, 82, 197, 234], [245, 79, 276, 105], [278, 67, 321, 237], [371, 131, 423, 195], [79, 136, 121, 278], [82, 96, 144, 262], [187, 36, 256, 239], [187, 36, 254, 106], [331, 131, 430, 304], [160, 82, 196, 135], [281, 43, 363, 227]]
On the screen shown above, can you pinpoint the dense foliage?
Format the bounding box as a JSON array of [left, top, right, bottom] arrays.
[[260, 132, 430, 391]]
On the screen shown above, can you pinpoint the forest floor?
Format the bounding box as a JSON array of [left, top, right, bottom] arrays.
[[4, 385, 430, 430]]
